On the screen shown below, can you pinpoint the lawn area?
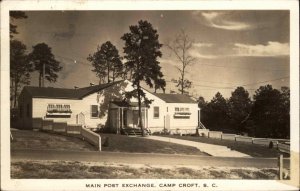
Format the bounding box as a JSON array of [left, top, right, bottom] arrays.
[[11, 159, 282, 179], [11, 130, 208, 156], [159, 135, 289, 158], [11, 129, 97, 151], [100, 133, 207, 155]]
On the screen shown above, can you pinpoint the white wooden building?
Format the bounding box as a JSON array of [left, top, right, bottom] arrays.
[[17, 80, 200, 134]]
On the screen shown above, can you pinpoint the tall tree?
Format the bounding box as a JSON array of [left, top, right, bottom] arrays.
[[121, 20, 164, 136], [227, 87, 252, 133], [201, 92, 229, 131], [166, 29, 195, 94], [251, 85, 289, 138], [87, 41, 123, 84], [10, 40, 32, 108], [10, 11, 27, 38], [29, 43, 62, 87]]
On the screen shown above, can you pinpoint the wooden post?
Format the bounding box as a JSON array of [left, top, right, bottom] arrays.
[[98, 136, 101, 151], [278, 154, 283, 180]]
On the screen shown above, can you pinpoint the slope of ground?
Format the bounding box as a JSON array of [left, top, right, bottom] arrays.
[[159, 135, 289, 158], [11, 129, 96, 151], [100, 133, 208, 155]]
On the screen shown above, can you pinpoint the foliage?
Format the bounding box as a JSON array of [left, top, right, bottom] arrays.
[[201, 92, 229, 131], [10, 11, 27, 38], [166, 29, 195, 94], [28, 43, 62, 87], [250, 85, 290, 138], [197, 96, 207, 109], [121, 20, 164, 135], [227, 87, 252, 133], [10, 40, 32, 108], [87, 41, 123, 84]]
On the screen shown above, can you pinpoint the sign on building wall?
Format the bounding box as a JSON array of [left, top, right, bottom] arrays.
[[46, 104, 72, 118]]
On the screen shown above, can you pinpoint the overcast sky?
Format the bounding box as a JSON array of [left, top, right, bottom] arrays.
[[13, 10, 290, 101]]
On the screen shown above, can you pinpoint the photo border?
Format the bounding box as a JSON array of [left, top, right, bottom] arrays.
[[1, 1, 299, 190]]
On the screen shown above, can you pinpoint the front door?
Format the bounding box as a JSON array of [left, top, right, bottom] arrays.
[[123, 110, 127, 127], [77, 112, 85, 125]]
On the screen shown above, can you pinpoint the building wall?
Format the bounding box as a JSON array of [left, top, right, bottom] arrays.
[[31, 84, 125, 128], [17, 90, 33, 129], [20, 81, 199, 132], [167, 103, 199, 130]]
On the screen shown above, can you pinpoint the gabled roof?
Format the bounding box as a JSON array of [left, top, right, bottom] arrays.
[[153, 93, 197, 103], [23, 81, 122, 99]]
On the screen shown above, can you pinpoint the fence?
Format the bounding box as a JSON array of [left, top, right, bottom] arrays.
[[81, 128, 101, 151], [278, 142, 290, 154], [31, 118, 101, 151], [198, 128, 290, 153], [221, 133, 236, 141]]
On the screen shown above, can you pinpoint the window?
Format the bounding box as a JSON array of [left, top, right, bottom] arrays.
[[91, 105, 99, 118], [175, 107, 179, 111], [153, 106, 159, 118]]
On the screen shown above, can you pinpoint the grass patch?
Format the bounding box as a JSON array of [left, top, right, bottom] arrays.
[[99, 133, 208, 156], [11, 160, 284, 179], [11, 130, 97, 151], [160, 135, 289, 158]]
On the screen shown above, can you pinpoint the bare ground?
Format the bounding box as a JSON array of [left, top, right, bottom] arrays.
[[11, 159, 285, 179]]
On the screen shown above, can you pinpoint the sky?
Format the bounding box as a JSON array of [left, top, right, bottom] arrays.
[[12, 10, 290, 101]]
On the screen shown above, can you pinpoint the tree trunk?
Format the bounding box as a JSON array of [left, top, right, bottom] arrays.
[[137, 82, 145, 136], [39, 72, 42, 87], [13, 77, 18, 108], [107, 63, 110, 83], [112, 68, 115, 82]]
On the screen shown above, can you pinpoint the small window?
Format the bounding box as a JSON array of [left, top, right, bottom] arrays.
[[175, 107, 179, 111], [167, 107, 168, 112], [153, 106, 159, 118], [91, 105, 99, 118], [180, 108, 184, 111], [185, 108, 189, 112]]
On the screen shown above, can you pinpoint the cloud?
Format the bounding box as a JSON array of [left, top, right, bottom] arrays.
[[233, 41, 290, 57], [193, 11, 252, 31], [188, 49, 217, 59], [192, 42, 213, 48]]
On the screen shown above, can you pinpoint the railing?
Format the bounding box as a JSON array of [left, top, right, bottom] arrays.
[[81, 127, 101, 151], [278, 142, 290, 154]]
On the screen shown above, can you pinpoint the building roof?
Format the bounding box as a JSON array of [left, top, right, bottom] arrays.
[[153, 93, 197, 103], [23, 81, 122, 99]]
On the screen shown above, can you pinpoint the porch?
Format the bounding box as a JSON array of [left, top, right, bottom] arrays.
[[108, 101, 148, 135]]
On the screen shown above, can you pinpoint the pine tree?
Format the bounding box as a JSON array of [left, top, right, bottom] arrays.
[[121, 20, 164, 136], [29, 43, 62, 87], [10, 40, 32, 107], [87, 41, 123, 83]]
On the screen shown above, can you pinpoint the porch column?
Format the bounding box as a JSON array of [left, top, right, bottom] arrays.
[[121, 107, 123, 129], [117, 108, 120, 134]]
